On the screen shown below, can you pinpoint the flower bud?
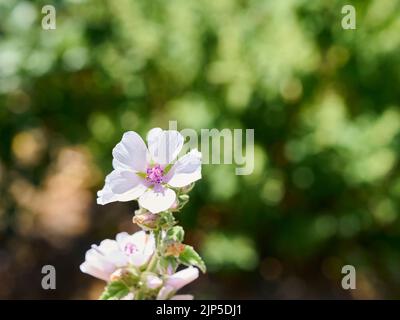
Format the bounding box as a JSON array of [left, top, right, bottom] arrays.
[[180, 183, 195, 194], [179, 194, 190, 202], [169, 200, 179, 212], [178, 194, 190, 210], [145, 274, 163, 290], [165, 267, 199, 291], [156, 285, 175, 300], [132, 212, 160, 230]]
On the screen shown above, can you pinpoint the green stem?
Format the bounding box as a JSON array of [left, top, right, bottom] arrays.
[[138, 212, 174, 299], [135, 290, 144, 300], [145, 228, 163, 273]]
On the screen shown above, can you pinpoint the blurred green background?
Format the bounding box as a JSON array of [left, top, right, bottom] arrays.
[[1, 0, 400, 299]]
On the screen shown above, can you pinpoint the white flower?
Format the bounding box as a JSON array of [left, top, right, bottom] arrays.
[[80, 231, 155, 281], [157, 267, 199, 300], [97, 128, 202, 213]]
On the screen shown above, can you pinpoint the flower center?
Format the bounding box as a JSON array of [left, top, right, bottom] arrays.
[[124, 243, 138, 255], [146, 164, 164, 184]]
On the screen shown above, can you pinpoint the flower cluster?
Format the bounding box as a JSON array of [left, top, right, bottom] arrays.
[[80, 128, 205, 300]]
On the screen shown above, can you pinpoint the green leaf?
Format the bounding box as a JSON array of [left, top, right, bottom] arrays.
[[178, 245, 207, 273], [99, 280, 130, 300], [166, 226, 184, 242]]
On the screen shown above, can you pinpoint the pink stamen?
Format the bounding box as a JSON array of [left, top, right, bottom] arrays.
[[146, 164, 164, 184]]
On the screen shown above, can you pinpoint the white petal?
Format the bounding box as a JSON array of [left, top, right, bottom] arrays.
[[131, 231, 155, 256], [148, 130, 184, 166], [143, 233, 156, 256], [166, 149, 202, 188], [170, 295, 194, 300], [115, 232, 129, 245], [97, 239, 119, 254], [118, 231, 145, 251], [80, 262, 110, 282], [129, 254, 151, 267], [107, 170, 147, 196], [147, 127, 163, 150], [97, 240, 128, 267], [117, 231, 155, 268], [97, 185, 119, 205], [138, 187, 176, 214], [105, 252, 128, 268], [165, 267, 199, 291], [128, 230, 148, 249], [85, 248, 116, 273], [112, 131, 148, 172], [97, 173, 147, 205]]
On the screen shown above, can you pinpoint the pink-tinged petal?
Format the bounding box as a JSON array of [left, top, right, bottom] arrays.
[[116, 230, 154, 253], [80, 231, 157, 282], [143, 233, 156, 256], [80, 262, 111, 282], [81, 247, 118, 281], [130, 231, 155, 256], [117, 231, 155, 267], [104, 252, 128, 268], [165, 267, 199, 291], [156, 285, 175, 300], [129, 230, 148, 249], [166, 149, 202, 188], [97, 240, 128, 267], [170, 295, 194, 300], [115, 232, 129, 245], [166, 263, 175, 275], [146, 275, 163, 290], [97, 239, 119, 254], [85, 248, 116, 274], [138, 187, 176, 214], [148, 130, 184, 166], [107, 170, 147, 196], [112, 131, 148, 172], [129, 254, 151, 267]]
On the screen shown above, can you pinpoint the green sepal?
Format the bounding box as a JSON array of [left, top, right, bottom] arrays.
[[178, 245, 207, 273], [166, 226, 184, 242]]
